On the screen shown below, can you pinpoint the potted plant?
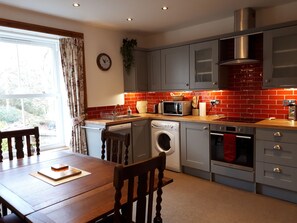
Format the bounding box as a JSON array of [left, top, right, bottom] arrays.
[[120, 38, 137, 73]]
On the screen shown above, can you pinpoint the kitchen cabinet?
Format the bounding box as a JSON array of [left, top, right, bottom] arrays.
[[256, 128, 297, 192], [124, 49, 148, 92], [161, 45, 190, 90], [132, 120, 151, 162], [148, 50, 161, 91], [181, 122, 210, 171], [263, 25, 297, 88], [190, 40, 220, 89]]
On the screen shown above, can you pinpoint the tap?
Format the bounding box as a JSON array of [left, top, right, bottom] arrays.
[[112, 104, 120, 118]]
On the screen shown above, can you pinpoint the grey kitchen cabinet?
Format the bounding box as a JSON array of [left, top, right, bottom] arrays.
[[263, 25, 297, 88], [256, 128, 297, 192], [124, 49, 148, 92], [148, 50, 161, 91], [181, 122, 210, 171], [190, 40, 220, 89], [132, 120, 151, 163], [161, 45, 190, 90]]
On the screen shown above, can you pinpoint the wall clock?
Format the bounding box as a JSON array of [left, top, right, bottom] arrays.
[[97, 53, 112, 71]]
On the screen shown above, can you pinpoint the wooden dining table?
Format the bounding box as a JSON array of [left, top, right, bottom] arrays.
[[0, 150, 173, 223]]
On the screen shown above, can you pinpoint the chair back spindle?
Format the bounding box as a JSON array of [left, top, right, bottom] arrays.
[[101, 129, 130, 165], [113, 152, 166, 223], [0, 127, 40, 162]]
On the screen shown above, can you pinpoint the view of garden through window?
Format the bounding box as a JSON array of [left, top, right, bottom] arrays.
[[0, 30, 69, 152]]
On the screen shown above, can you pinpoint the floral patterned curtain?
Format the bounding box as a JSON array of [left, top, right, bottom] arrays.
[[59, 37, 87, 154]]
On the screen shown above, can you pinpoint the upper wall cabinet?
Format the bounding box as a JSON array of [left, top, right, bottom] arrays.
[[124, 50, 148, 92], [189, 40, 220, 90], [161, 45, 190, 90], [148, 50, 161, 91], [263, 26, 297, 88]]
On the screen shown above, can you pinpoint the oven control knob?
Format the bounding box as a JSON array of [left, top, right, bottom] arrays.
[[219, 126, 224, 131], [238, 127, 242, 132]]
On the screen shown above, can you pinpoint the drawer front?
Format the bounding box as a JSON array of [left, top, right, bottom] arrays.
[[256, 140, 297, 167], [256, 128, 297, 143], [256, 162, 297, 192]]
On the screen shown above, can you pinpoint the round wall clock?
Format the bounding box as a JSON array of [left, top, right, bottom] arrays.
[[97, 53, 112, 71]]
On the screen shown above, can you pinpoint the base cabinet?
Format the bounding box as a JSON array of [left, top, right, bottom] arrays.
[[256, 128, 297, 192], [181, 122, 210, 171], [132, 120, 151, 163]]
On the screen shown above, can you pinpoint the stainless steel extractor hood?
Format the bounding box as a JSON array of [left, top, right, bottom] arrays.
[[220, 8, 259, 65]]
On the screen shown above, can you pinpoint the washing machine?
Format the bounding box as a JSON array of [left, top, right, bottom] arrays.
[[151, 120, 181, 172]]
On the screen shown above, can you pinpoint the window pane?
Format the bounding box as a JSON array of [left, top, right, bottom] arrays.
[[0, 42, 56, 95], [0, 97, 62, 148]]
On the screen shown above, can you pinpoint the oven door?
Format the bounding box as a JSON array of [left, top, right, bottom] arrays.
[[210, 132, 254, 170]]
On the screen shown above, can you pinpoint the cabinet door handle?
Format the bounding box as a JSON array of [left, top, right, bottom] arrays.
[[212, 82, 217, 85], [273, 132, 282, 137], [273, 144, 281, 150], [273, 167, 281, 173], [203, 126, 208, 130], [186, 83, 189, 86]]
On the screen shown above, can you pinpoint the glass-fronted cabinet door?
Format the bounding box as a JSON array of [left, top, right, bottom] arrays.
[[263, 25, 297, 88], [190, 40, 219, 89]]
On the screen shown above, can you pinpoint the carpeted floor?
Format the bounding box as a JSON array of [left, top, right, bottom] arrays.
[[160, 170, 297, 223]]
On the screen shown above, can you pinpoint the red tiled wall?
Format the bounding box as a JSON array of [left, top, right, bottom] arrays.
[[87, 64, 297, 119]]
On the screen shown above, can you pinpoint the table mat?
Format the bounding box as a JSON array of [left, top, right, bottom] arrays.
[[30, 168, 91, 186]]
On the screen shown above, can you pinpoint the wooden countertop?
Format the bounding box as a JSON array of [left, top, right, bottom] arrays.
[[85, 114, 297, 130]]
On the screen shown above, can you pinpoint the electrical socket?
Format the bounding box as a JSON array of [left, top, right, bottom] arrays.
[[283, 99, 296, 106], [210, 100, 220, 106]]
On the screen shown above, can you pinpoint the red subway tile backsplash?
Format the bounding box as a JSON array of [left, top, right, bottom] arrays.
[[87, 64, 297, 120]]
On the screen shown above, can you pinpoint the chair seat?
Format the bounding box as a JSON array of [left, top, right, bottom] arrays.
[[0, 213, 25, 223]]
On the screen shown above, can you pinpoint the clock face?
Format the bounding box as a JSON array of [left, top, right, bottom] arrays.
[[97, 53, 112, 71]]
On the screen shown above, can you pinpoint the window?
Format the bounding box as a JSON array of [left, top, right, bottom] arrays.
[[0, 28, 71, 152]]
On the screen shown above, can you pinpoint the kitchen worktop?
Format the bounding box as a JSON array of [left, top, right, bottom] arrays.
[[85, 114, 297, 130]]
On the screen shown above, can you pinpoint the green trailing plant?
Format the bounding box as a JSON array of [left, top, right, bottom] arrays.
[[120, 38, 137, 72]]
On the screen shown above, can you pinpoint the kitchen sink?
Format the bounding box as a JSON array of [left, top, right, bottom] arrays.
[[115, 115, 140, 119], [100, 111, 140, 120]]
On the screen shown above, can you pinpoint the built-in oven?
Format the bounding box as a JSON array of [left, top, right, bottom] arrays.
[[210, 123, 255, 182]]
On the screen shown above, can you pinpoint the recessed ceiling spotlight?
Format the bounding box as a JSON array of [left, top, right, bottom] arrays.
[[162, 6, 168, 10], [127, 18, 133, 22], [73, 3, 80, 7]]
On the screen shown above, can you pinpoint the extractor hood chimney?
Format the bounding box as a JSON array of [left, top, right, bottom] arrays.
[[220, 8, 259, 65]]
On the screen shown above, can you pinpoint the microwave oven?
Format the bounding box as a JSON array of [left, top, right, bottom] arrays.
[[162, 101, 191, 116]]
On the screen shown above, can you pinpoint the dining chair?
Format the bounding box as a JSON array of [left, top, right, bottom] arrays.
[[0, 212, 25, 223], [101, 129, 130, 165], [0, 127, 40, 220], [98, 152, 166, 223], [0, 127, 40, 162]]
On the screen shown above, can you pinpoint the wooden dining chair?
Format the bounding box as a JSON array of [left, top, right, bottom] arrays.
[[101, 129, 130, 165], [0, 127, 40, 220], [98, 152, 166, 223], [0, 213, 25, 223], [0, 127, 40, 162]]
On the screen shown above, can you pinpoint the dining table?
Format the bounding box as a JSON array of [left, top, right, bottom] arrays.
[[0, 150, 173, 223]]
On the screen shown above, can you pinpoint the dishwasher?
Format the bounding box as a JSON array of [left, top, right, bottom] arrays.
[[82, 123, 132, 163]]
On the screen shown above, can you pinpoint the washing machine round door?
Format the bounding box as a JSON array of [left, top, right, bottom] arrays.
[[155, 131, 175, 155]]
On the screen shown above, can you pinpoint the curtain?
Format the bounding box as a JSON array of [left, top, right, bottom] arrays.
[[59, 37, 87, 154]]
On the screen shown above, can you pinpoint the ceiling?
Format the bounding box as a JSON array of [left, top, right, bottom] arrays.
[[1, 0, 297, 34]]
